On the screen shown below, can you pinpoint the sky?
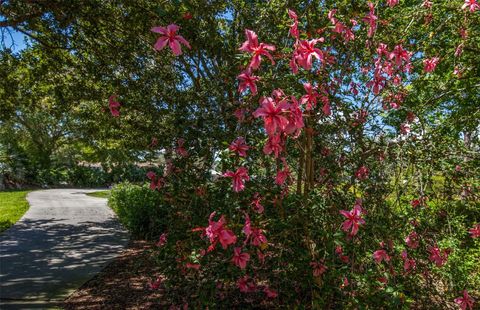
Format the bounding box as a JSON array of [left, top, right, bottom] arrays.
[[1, 28, 29, 52]]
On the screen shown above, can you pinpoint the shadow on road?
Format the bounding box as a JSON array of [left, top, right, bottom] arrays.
[[0, 217, 128, 302]]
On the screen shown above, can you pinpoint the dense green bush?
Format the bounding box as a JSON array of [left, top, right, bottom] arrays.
[[108, 182, 169, 239]]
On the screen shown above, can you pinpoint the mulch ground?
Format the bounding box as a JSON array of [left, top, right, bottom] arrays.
[[63, 240, 167, 310]]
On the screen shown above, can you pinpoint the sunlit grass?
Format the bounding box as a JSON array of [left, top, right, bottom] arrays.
[[0, 190, 31, 233], [87, 190, 111, 199]]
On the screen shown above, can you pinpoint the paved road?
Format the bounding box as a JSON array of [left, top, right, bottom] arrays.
[[0, 189, 129, 308]]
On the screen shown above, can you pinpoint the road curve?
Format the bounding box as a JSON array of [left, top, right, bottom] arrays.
[[0, 189, 129, 306]]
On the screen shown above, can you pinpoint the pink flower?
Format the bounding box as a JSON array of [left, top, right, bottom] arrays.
[[195, 212, 237, 250], [237, 70, 260, 95], [284, 96, 304, 136], [234, 108, 247, 123], [263, 134, 283, 158], [423, 57, 439, 73], [275, 159, 290, 186], [462, 0, 479, 12], [411, 196, 427, 208], [185, 262, 201, 270], [232, 247, 250, 269], [218, 229, 237, 249], [151, 24, 191, 56], [300, 82, 318, 110], [469, 224, 480, 238], [295, 38, 325, 70], [405, 231, 419, 249], [250, 228, 267, 247], [400, 123, 410, 135], [243, 213, 252, 237], [146, 171, 165, 190], [229, 137, 250, 157], [239, 29, 276, 70], [401, 250, 416, 273], [362, 2, 378, 38], [288, 9, 299, 38], [176, 139, 188, 157], [422, 0, 433, 8], [223, 167, 250, 192], [237, 276, 256, 293], [310, 261, 327, 277], [355, 166, 369, 180], [253, 96, 289, 136], [108, 95, 121, 117], [149, 277, 162, 290], [156, 233, 168, 247], [335, 245, 350, 263], [352, 109, 368, 127], [340, 205, 366, 236], [373, 249, 391, 264], [455, 290, 475, 310], [251, 193, 264, 214], [387, 0, 399, 7], [328, 9, 338, 25], [428, 245, 449, 267], [264, 286, 278, 298], [389, 45, 410, 66]]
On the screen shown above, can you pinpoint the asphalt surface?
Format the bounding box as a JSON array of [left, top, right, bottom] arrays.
[[0, 189, 129, 309]]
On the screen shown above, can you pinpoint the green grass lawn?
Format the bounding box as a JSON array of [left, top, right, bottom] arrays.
[[0, 190, 31, 234], [86, 190, 111, 199]]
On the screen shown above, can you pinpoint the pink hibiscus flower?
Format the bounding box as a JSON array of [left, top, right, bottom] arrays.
[[455, 290, 475, 310], [251, 193, 264, 214], [362, 2, 378, 38], [253, 96, 289, 136], [389, 45, 410, 66], [405, 231, 419, 249], [275, 159, 290, 186], [108, 95, 121, 117], [423, 57, 439, 73], [250, 228, 268, 247], [310, 261, 328, 277], [237, 275, 257, 293], [239, 29, 276, 70], [237, 69, 260, 95], [387, 0, 399, 7], [229, 137, 250, 157], [340, 204, 366, 236], [401, 250, 416, 273], [295, 38, 325, 70], [469, 224, 480, 238], [232, 247, 250, 269], [146, 171, 165, 190], [264, 286, 278, 298], [223, 167, 250, 192], [263, 134, 283, 158], [149, 277, 162, 290], [156, 232, 168, 247], [373, 249, 391, 263], [300, 82, 318, 110], [288, 9, 299, 38], [176, 138, 188, 157], [428, 245, 450, 267], [462, 0, 479, 12], [197, 212, 237, 250], [151, 24, 191, 56], [355, 166, 369, 180]]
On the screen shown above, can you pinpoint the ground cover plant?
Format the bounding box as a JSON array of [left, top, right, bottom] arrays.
[[1, 0, 479, 308], [0, 190, 31, 233]]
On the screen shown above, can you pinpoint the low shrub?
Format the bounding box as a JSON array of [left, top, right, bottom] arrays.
[[108, 182, 169, 239]]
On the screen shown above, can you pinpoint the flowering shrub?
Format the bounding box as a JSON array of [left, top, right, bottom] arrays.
[[117, 0, 480, 308]]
